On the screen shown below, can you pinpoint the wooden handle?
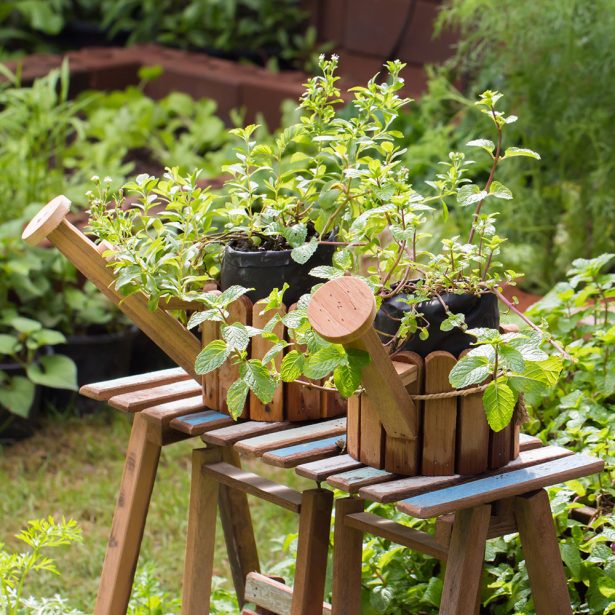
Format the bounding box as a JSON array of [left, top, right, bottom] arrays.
[[22, 197, 202, 380], [308, 277, 418, 440]]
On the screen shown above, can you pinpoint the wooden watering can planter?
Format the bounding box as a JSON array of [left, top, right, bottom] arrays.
[[308, 276, 520, 477]]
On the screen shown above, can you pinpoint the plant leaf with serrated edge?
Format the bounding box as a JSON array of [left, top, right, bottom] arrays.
[[503, 147, 541, 160], [280, 350, 305, 382], [304, 344, 346, 379], [499, 345, 525, 372], [489, 180, 513, 200], [195, 340, 229, 375], [483, 378, 516, 431], [187, 309, 224, 330], [466, 138, 495, 153], [457, 184, 488, 206], [291, 237, 319, 264], [262, 341, 287, 365], [226, 379, 249, 419], [241, 360, 276, 403], [507, 332, 548, 361], [222, 323, 250, 352], [333, 363, 361, 397], [309, 265, 344, 280], [449, 355, 491, 388], [218, 285, 251, 305]]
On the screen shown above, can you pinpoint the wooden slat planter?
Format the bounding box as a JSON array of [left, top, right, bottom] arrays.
[[346, 351, 520, 476]]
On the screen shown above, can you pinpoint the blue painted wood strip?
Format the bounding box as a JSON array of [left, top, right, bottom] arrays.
[[295, 453, 364, 481], [397, 453, 604, 518], [179, 411, 228, 426], [264, 435, 345, 460]]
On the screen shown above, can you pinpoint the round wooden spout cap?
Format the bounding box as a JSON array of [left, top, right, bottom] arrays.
[[307, 276, 377, 344], [22, 195, 71, 246]]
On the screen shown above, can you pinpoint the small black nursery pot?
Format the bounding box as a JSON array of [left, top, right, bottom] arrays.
[[220, 242, 336, 305], [375, 291, 500, 358]]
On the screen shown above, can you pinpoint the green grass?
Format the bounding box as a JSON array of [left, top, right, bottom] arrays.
[[0, 407, 313, 611]]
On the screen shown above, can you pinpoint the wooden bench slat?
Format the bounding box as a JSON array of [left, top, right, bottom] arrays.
[[202, 462, 303, 513], [360, 445, 574, 503], [245, 572, 331, 615], [108, 379, 202, 412], [170, 411, 235, 436], [392, 361, 418, 386], [295, 454, 364, 482], [141, 395, 207, 423], [262, 436, 346, 468], [345, 512, 448, 560], [519, 433, 542, 450], [327, 466, 395, 493], [234, 418, 346, 457], [79, 367, 189, 401], [397, 453, 604, 518], [201, 420, 292, 447]]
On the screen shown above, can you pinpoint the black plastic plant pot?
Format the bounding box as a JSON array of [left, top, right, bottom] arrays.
[[375, 291, 500, 358], [220, 242, 337, 306], [0, 361, 42, 444], [44, 326, 138, 414]]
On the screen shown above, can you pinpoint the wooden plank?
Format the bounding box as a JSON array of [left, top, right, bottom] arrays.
[[365, 445, 574, 503], [519, 433, 542, 450], [201, 290, 221, 410], [295, 454, 364, 482], [321, 389, 347, 418], [94, 415, 161, 614], [80, 367, 189, 401], [345, 512, 448, 560], [397, 453, 604, 518], [234, 418, 346, 457], [358, 395, 384, 467], [331, 498, 364, 615], [219, 447, 260, 606], [456, 381, 490, 475], [202, 462, 303, 513], [250, 300, 285, 421], [169, 410, 235, 436], [327, 466, 395, 493], [346, 394, 360, 459], [181, 448, 221, 614], [385, 352, 423, 474], [440, 505, 491, 615], [308, 276, 418, 440], [141, 394, 208, 444], [489, 422, 513, 469], [291, 489, 334, 614], [245, 572, 332, 615], [262, 436, 346, 468], [201, 420, 291, 447], [219, 296, 252, 417], [286, 380, 322, 422], [422, 351, 457, 475], [108, 379, 202, 413], [514, 489, 573, 615]]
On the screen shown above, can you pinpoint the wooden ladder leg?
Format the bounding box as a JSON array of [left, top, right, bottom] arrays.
[[219, 447, 260, 606], [514, 489, 573, 615], [181, 448, 222, 615], [291, 488, 334, 615], [440, 505, 491, 615], [94, 414, 161, 615], [331, 497, 365, 615]]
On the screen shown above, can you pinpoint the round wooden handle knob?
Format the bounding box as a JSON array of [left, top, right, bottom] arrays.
[[22, 195, 71, 246], [307, 276, 376, 344]]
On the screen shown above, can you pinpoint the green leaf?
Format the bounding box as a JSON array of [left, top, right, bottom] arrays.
[[304, 344, 346, 380], [1, 375, 35, 417], [449, 355, 491, 388], [482, 378, 516, 431], [218, 285, 251, 305], [499, 345, 525, 373], [489, 180, 513, 200], [503, 147, 541, 160], [466, 138, 495, 153], [333, 363, 361, 397], [27, 355, 78, 390], [9, 316, 42, 333], [440, 312, 466, 332], [507, 332, 548, 361], [280, 350, 304, 382], [282, 223, 307, 248], [242, 360, 276, 403], [226, 379, 249, 420], [32, 329, 66, 346], [457, 184, 488, 206], [309, 265, 344, 280], [291, 237, 319, 265], [222, 323, 250, 352], [0, 334, 18, 355], [261, 341, 287, 365], [195, 340, 229, 375], [187, 308, 224, 330]]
